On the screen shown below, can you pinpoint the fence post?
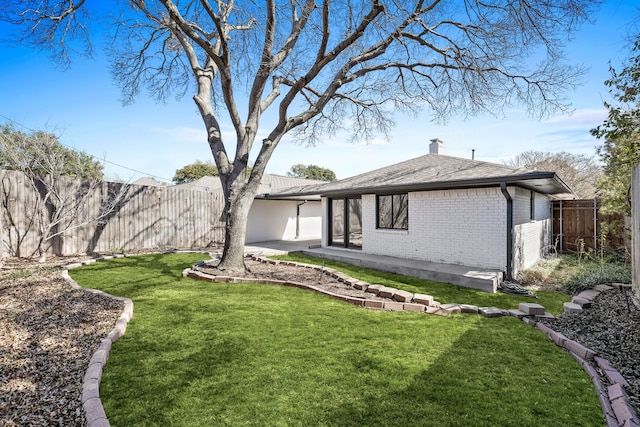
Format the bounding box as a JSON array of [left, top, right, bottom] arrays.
[[593, 199, 598, 254], [632, 164, 640, 301], [559, 200, 563, 253]]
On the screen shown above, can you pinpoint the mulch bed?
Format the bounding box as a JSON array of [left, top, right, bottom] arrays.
[[0, 256, 122, 427]]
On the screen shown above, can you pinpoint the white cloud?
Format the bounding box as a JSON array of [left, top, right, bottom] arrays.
[[546, 108, 608, 127]]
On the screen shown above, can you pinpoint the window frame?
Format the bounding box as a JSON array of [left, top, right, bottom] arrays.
[[530, 191, 535, 221], [328, 196, 362, 249], [376, 193, 409, 230]]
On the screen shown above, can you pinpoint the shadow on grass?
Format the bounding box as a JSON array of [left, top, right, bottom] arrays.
[[69, 253, 208, 298], [319, 316, 604, 427]]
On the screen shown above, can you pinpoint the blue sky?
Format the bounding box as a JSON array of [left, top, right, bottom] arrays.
[[0, 1, 638, 182]]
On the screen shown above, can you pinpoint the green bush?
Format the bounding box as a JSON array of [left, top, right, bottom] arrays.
[[517, 255, 631, 295], [562, 262, 631, 294]]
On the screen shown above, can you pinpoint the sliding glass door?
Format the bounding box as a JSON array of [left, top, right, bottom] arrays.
[[331, 198, 345, 246], [330, 197, 362, 249]]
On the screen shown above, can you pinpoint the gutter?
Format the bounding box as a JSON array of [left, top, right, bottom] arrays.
[[500, 182, 514, 282], [295, 200, 307, 239], [268, 171, 571, 199]]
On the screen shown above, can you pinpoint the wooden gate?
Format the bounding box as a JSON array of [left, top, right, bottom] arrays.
[[552, 199, 625, 254]]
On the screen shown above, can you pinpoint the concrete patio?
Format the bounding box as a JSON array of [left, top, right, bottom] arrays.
[[244, 239, 503, 293]]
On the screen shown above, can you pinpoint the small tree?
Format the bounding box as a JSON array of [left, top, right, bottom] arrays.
[[288, 164, 337, 182], [0, 123, 127, 261], [504, 151, 602, 199], [591, 36, 640, 215], [173, 161, 219, 184]]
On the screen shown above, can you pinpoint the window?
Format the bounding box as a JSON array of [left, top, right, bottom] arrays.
[[530, 191, 535, 221], [377, 194, 408, 230]]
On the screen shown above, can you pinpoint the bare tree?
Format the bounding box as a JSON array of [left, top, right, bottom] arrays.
[[0, 124, 129, 262], [2, 0, 599, 272], [504, 151, 603, 198]]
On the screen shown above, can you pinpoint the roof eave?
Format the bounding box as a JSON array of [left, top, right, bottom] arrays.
[[266, 172, 573, 198]]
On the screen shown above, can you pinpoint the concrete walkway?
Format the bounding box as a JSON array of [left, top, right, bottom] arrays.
[[245, 239, 503, 293], [244, 238, 321, 256]]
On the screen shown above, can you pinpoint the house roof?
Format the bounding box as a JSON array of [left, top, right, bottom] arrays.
[[171, 175, 223, 192], [269, 154, 574, 198], [131, 177, 167, 187], [256, 174, 327, 196], [171, 173, 326, 199]]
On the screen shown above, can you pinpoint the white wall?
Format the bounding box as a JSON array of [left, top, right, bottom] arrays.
[[513, 188, 552, 274], [246, 199, 321, 243], [361, 187, 508, 271]]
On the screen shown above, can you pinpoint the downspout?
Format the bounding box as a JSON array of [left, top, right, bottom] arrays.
[[296, 200, 307, 239], [500, 183, 514, 281]]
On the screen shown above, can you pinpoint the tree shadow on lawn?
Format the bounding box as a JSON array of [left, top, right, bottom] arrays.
[[102, 312, 604, 427], [320, 316, 604, 427], [69, 252, 206, 298]]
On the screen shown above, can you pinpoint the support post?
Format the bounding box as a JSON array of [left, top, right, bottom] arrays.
[[500, 182, 513, 281], [594, 198, 598, 253], [559, 200, 563, 253]]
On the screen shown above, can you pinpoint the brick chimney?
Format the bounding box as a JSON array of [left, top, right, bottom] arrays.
[[429, 138, 444, 155]]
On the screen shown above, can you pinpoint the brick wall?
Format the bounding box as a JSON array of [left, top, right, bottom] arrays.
[[362, 187, 508, 271], [323, 186, 552, 275], [513, 188, 552, 274]]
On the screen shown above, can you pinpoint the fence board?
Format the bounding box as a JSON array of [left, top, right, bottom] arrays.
[[0, 170, 226, 257], [552, 199, 625, 255]]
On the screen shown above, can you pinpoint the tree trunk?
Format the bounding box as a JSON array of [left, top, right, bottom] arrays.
[[216, 189, 254, 273]]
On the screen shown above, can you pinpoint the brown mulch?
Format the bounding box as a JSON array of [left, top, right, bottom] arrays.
[[0, 256, 123, 427], [1, 253, 639, 425], [193, 257, 393, 302]]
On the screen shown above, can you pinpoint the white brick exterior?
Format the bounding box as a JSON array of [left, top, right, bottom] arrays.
[[362, 188, 508, 270], [322, 186, 553, 277], [513, 188, 552, 274]]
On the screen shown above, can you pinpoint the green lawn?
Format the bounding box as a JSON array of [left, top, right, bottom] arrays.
[[70, 253, 603, 427]]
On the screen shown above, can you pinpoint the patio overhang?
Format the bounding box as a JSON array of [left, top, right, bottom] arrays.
[[267, 171, 574, 200]]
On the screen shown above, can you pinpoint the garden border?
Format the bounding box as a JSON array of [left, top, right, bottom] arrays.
[[62, 254, 134, 427]]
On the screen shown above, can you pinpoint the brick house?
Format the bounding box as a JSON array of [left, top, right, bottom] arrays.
[[272, 140, 573, 282]]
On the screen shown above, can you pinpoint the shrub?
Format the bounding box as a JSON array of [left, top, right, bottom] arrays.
[[517, 255, 631, 295], [562, 262, 631, 294]]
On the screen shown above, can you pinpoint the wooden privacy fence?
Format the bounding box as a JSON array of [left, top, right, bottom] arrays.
[[0, 169, 226, 257], [552, 199, 625, 255]]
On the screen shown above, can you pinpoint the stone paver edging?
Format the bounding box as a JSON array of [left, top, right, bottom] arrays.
[[64, 253, 638, 427], [62, 254, 135, 427]]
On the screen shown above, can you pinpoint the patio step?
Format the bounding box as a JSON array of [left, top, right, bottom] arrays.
[[301, 248, 502, 293]]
